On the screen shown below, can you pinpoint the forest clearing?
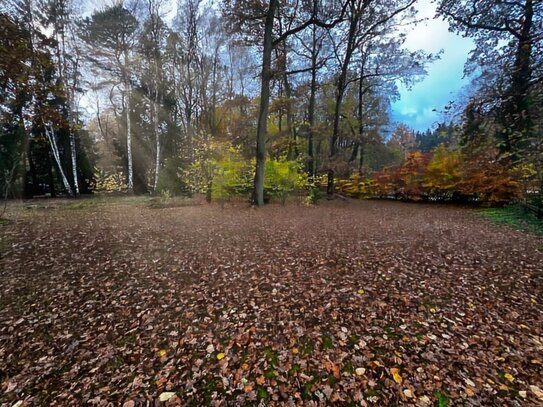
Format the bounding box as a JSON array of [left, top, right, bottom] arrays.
[[1, 198, 542, 405]]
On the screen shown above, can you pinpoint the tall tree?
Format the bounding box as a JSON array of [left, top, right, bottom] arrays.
[[325, 0, 418, 195], [437, 0, 543, 164], [81, 3, 138, 193]]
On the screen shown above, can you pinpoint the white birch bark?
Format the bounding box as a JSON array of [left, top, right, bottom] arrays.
[[124, 48, 134, 193], [126, 84, 134, 193], [69, 131, 79, 195], [153, 98, 160, 192], [45, 125, 74, 196]]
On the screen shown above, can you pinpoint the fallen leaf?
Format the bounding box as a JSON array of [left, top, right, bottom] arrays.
[[504, 373, 514, 382], [465, 387, 475, 397], [390, 367, 402, 384], [216, 352, 225, 360], [530, 385, 543, 400], [419, 395, 431, 405], [158, 349, 167, 357], [403, 388, 414, 398], [159, 392, 176, 402], [123, 401, 135, 407], [355, 367, 366, 376], [357, 289, 365, 295]]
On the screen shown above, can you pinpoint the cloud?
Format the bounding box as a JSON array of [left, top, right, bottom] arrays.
[[390, 0, 474, 131]]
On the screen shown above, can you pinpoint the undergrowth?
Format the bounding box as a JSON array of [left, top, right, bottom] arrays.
[[481, 204, 543, 235]]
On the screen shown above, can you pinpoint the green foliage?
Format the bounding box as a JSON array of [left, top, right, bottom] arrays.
[[264, 159, 307, 204], [434, 389, 449, 407], [305, 181, 321, 205], [211, 146, 253, 203], [156, 158, 188, 196], [481, 205, 543, 235]]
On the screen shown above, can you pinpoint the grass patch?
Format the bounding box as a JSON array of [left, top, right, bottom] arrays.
[[322, 335, 334, 350], [434, 389, 449, 407], [481, 204, 543, 235]]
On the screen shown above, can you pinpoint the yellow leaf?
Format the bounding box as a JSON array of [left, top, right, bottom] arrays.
[[390, 368, 402, 384], [357, 289, 365, 295], [158, 349, 167, 357], [291, 347, 299, 354], [217, 352, 225, 360], [504, 373, 514, 382], [465, 387, 475, 397]]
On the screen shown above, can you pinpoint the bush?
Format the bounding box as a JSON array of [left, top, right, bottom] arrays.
[[368, 145, 521, 205], [305, 182, 321, 205], [94, 170, 126, 193], [211, 147, 253, 204], [264, 159, 307, 204]]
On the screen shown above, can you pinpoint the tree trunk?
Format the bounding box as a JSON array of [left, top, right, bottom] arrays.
[[153, 98, 161, 193], [46, 125, 74, 197], [69, 131, 79, 195], [307, 28, 318, 177], [327, 8, 359, 195], [126, 85, 134, 194], [503, 0, 534, 162], [253, 0, 278, 206], [279, 41, 296, 160], [124, 49, 134, 194], [357, 65, 365, 175]]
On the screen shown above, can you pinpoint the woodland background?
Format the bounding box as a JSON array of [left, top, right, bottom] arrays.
[[1, 0, 542, 207]]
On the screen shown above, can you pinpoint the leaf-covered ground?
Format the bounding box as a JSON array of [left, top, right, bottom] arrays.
[[1, 199, 542, 406]]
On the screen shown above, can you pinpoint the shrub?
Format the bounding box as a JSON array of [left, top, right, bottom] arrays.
[[305, 181, 321, 205], [211, 147, 252, 204], [264, 159, 307, 204]]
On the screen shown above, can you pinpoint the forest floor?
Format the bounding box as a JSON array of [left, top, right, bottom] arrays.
[[1, 198, 542, 406]]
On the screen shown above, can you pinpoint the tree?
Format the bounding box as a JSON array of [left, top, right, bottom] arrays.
[[325, 0, 422, 195], [80, 3, 138, 193], [225, 0, 346, 206], [437, 0, 543, 164]]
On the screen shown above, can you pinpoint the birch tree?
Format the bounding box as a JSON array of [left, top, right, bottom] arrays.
[[81, 3, 139, 193]]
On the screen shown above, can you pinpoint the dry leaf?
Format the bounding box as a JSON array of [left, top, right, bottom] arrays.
[[390, 367, 402, 384], [355, 367, 366, 376], [530, 385, 543, 400], [159, 392, 176, 402]]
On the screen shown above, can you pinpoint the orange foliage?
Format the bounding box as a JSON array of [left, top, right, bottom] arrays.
[[367, 145, 520, 205]]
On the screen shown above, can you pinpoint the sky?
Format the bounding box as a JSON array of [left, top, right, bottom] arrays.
[[390, 0, 474, 132]]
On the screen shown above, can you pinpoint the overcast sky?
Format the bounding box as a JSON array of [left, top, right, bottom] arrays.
[[390, 0, 474, 132]]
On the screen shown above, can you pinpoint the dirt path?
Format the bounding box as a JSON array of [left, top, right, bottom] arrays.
[[1, 200, 542, 406]]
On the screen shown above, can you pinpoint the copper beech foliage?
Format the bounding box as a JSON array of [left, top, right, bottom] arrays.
[[339, 145, 522, 205]]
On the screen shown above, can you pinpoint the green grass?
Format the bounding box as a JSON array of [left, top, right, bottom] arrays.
[[481, 204, 543, 235]]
